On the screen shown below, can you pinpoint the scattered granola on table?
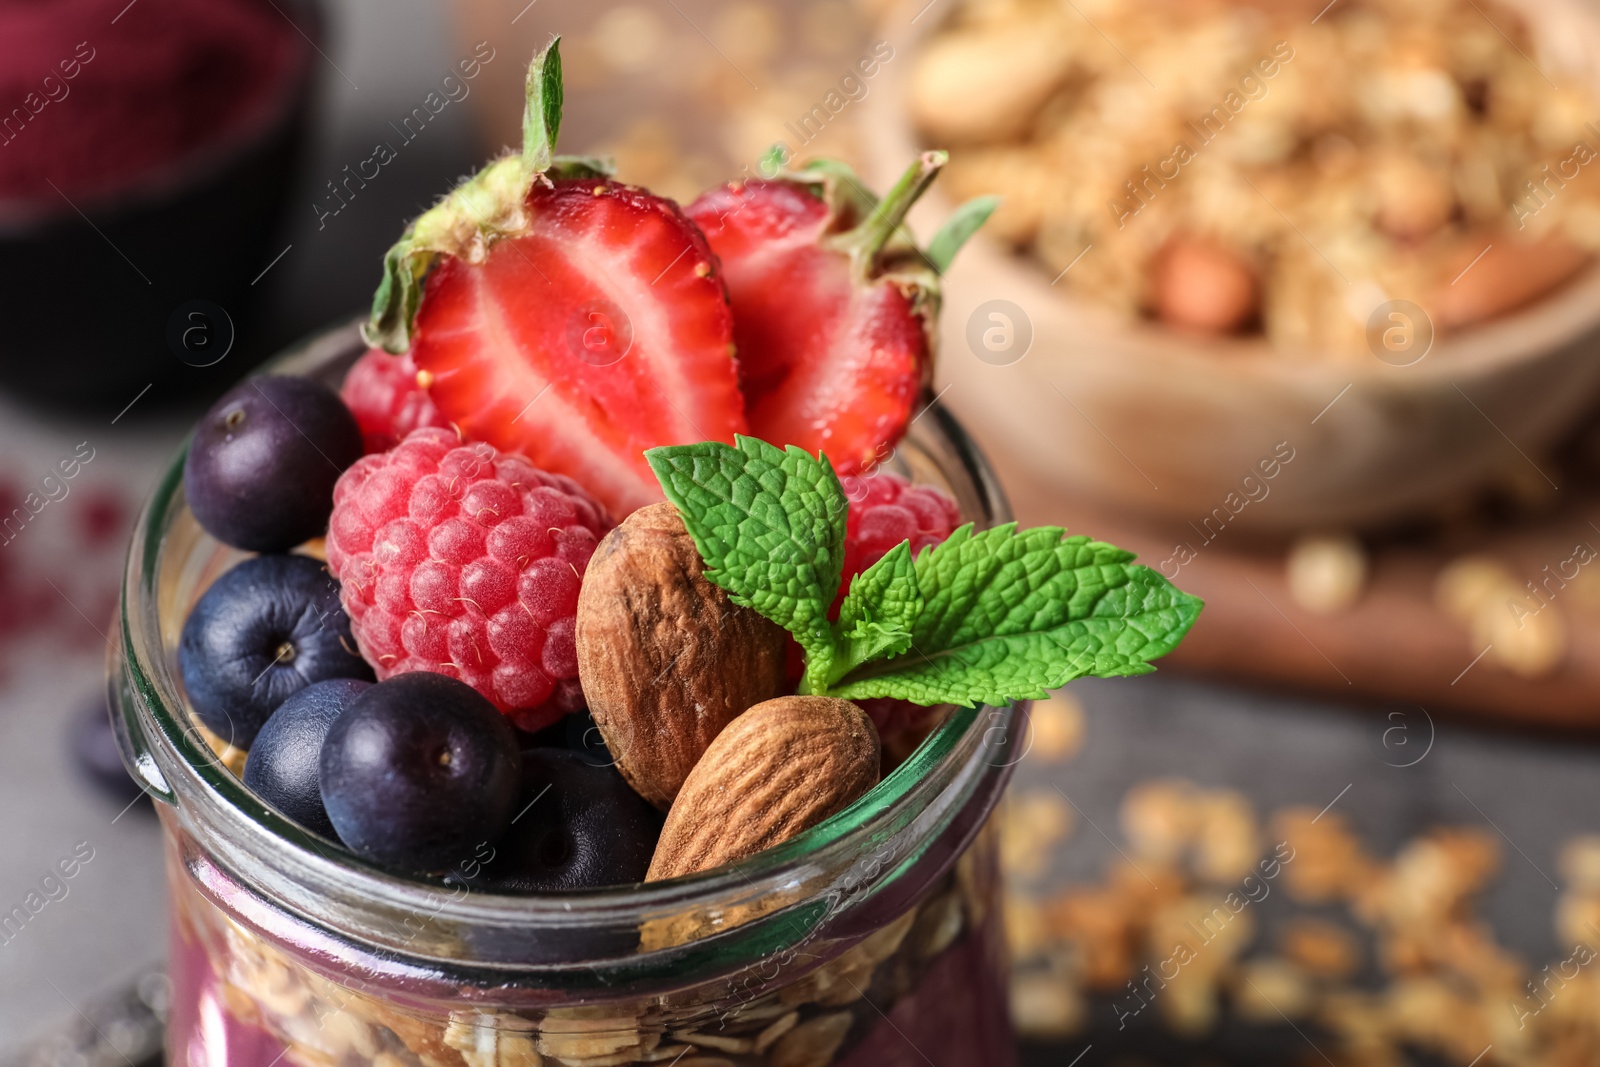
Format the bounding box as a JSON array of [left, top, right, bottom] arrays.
[[1003, 774, 1600, 1064]]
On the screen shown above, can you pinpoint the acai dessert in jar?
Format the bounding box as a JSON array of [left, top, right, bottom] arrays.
[[113, 42, 1202, 1066]]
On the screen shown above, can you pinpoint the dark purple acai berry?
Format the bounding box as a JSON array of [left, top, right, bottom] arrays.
[[184, 375, 362, 552], [179, 554, 373, 748], [243, 678, 372, 839], [70, 695, 146, 807], [464, 748, 660, 892], [319, 672, 521, 871], [517, 708, 616, 769]]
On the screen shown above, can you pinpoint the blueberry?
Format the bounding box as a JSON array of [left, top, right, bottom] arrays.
[[243, 678, 371, 839], [517, 709, 615, 769], [563, 710, 618, 769], [465, 748, 660, 893], [184, 375, 362, 552], [179, 554, 372, 748], [320, 672, 521, 872]]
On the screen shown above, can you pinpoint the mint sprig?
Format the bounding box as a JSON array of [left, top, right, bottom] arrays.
[[826, 541, 922, 690], [830, 524, 1201, 705], [645, 436, 847, 689], [645, 441, 1203, 708]]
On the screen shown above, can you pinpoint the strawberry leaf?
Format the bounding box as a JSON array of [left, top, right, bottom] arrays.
[[521, 37, 563, 174], [546, 155, 616, 181], [646, 437, 847, 687], [828, 524, 1203, 707], [927, 195, 1000, 274], [363, 38, 566, 353], [828, 541, 922, 686]]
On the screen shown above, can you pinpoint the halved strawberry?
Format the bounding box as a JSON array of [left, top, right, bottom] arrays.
[[362, 40, 744, 516], [687, 156, 993, 475], [411, 180, 742, 515]]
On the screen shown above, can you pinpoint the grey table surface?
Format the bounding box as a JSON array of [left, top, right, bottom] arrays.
[[3, 0, 1597, 1057]]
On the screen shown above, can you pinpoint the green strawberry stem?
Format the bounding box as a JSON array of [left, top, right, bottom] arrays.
[[363, 38, 612, 354], [833, 151, 946, 282]]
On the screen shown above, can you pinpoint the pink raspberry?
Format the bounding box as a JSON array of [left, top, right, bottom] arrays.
[[340, 347, 452, 454], [860, 696, 944, 750], [838, 470, 961, 604], [325, 427, 611, 733]]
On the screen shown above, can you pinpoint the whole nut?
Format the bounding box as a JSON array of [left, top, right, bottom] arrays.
[[1152, 236, 1260, 335], [1285, 533, 1368, 615], [646, 696, 880, 881], [1373, 153, 1454, 239], [910, 22, 1072, 144], [1428, 233, 1590, 331], [576, 502, 788, 809]]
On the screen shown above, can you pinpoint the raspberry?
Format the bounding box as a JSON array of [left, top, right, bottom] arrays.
[[860, 696, 943, 750], [340, 347, 451, 454], [838, 470, 961, 602], [325, 427, 611, 733]]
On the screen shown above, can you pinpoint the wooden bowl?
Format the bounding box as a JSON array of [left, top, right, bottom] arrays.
[[863, 0, 1600, 533]]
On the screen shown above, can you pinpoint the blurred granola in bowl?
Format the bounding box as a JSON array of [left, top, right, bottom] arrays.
[[917, 0, 1600, 350], [866, 0, 1600, 531]]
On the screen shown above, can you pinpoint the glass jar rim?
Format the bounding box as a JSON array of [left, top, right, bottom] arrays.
[[115, 320, 1020, 977]]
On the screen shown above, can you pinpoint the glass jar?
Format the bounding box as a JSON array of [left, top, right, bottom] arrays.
[[112, 322, 1023, 1067]]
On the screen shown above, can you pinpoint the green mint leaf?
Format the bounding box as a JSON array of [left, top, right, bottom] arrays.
[[645, 437, 848, 684], [828, 541, 923, 686], [829, 524, 1203, 706]]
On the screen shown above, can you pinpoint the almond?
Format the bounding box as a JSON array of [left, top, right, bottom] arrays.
[[646, 696, 881, 881], [576, 502, 788, 810], [1152, 236, 1260, 335], [1428, 234, 1591, 331], [910, 22, 1072, 144]]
